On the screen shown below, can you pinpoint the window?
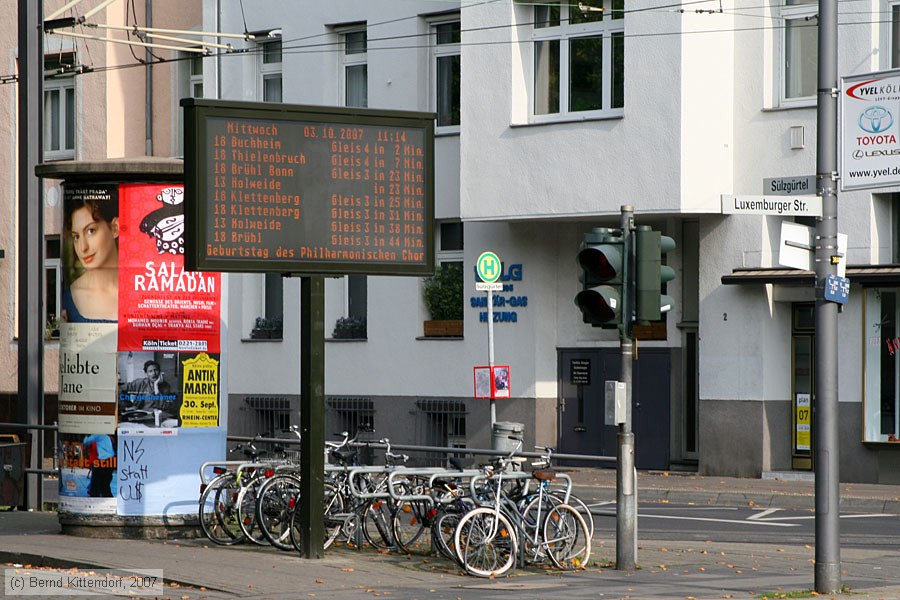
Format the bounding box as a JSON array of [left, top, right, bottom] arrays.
[[782, 0, 817, 103], [433, 19, 460, 129], [176, 51, 203, 156], [422, 222, 464, 335], [258, 36, 284, 335], [259, 38, 283, 103], [892, 3, 900, 68], [341, 29, 368, 108], [864, 288, 900, 442], [531, 0, 623, 121], [339, 27, 368, 337], [45, 236, 61, 339], [43, 78, 75, 160]]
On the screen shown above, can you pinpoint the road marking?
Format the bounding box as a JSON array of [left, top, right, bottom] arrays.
[[746, 508, 896, 522], [591, 507, 798, 527]]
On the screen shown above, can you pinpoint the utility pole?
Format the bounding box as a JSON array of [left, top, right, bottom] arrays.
[[616, 205, 636, 571], [814, 0, 841, 593]]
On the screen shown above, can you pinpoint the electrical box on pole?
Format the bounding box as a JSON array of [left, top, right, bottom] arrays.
[[634, 226, 676, 323], [575, 227, 626, 330]]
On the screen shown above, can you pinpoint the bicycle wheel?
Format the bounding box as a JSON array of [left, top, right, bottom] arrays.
[[432, 505, 466, 561], [519, 492, 565, 563], [550, 490, 595, 539], [236, 475, 269, 546], [362, 498, 396, 550], [256, 474, 302, 550], [289, 481, 345, 554], [392, 498, 432, 554], [543, 504, 591, 570], [453, 507, 518, 578], [199, 474, 245, 545]]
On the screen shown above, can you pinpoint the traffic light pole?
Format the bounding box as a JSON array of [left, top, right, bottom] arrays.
[[616, 205, 637, 572]]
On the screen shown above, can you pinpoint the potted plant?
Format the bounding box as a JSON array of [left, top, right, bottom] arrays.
[[423, 263, 464, 337], [45, 314, 60, 340], [251, 316, 283, 339], [332, 316, 367, 339]]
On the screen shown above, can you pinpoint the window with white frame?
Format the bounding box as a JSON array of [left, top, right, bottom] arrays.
[[43, 77, 75, 160], [175, 51, 203, 156], [258, 36, 283, 338], [338, 26, 368, 337], [782, 0, 817, 103], [260, 37, 283, 103], [432, 19, 460, 129], [864, 287, 900, 442], [531, 0, 623, 121], [341, 29, 368, 108]]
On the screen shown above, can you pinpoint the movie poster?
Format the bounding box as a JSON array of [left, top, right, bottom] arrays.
[[59, 184, 121, 435]]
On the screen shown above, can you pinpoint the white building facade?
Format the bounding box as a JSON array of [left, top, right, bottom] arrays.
[[204, 0, 900, 483]]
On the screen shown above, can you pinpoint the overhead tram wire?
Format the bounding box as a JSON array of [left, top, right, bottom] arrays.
[[5, 3, 893, 85]]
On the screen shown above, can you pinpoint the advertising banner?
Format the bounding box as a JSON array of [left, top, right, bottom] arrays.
[[58, 433, 118, 514], [842, 70, 900, 191]]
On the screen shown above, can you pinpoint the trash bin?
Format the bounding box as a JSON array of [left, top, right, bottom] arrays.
[[491, 421, 524, 454]]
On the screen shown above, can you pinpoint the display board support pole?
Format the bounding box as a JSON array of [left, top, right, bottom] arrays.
[[814, 0, 841, 593], [616, 205, 636, 572], [299, 275, 325, 558]]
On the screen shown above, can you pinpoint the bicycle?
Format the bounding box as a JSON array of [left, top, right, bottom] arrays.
[[198, 443, 268, 546], [452, 441, 591, 577]]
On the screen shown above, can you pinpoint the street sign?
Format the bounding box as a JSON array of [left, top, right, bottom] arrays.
[[475, 282, 503, 291], [824, 274, 850, 304], [476, 251, 502, 283], [779, 223, 848, 277], [722, 195, 821, 217], [779, 222, 815, 270], [763, 175, 816, 196]]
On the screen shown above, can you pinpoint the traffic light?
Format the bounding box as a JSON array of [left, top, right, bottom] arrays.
[[635, 226, 675, 323], [575, 227, 626, 329]]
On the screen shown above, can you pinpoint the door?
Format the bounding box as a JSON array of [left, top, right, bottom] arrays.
[[558, 348, 670, 470], [792, 303, 815, 470]]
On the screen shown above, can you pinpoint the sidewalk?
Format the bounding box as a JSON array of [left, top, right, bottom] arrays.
[[1, 469, 899, 600]]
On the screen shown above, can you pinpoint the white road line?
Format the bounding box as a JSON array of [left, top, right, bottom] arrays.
[[637, 513, 799, 527]]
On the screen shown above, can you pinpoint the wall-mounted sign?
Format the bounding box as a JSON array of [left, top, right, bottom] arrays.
[[570, 359, 591, 386], [183, 99, 435, 276]]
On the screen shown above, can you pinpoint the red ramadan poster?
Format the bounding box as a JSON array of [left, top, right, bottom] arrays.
[[117, 184, 221, 353]]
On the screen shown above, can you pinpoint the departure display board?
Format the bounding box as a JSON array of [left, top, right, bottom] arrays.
[[182, 99, 435, 275]]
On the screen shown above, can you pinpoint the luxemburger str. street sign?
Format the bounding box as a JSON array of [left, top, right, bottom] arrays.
[[721, 194, 822, 217]]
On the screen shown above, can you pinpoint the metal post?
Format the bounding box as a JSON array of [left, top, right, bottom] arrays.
[[17, 0, 44, 512], [616, 205, 636, 571], [299, 276, 325, 558], [488, 289, 496, 429], [814, 0, 841, 593]]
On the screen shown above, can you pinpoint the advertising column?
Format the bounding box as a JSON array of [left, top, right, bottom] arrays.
[[58, 180, 223, 521]]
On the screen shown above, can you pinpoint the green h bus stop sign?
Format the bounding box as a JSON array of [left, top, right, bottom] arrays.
[[477, 251, 502, 283]]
